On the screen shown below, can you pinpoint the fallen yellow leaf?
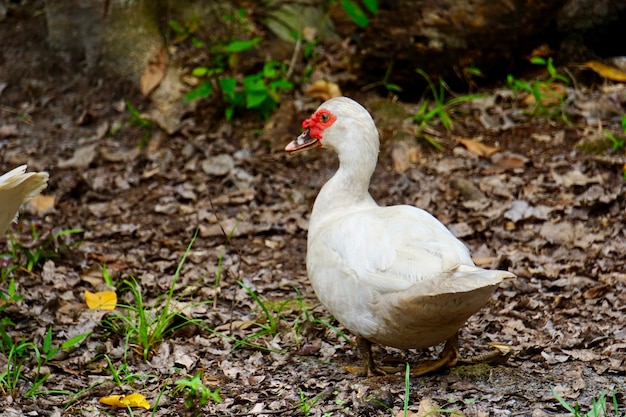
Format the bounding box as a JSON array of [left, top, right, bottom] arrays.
[[457, 138, 500, 157], [84, 290, 117, 311], [584, 61, 626, 82], [99, 393, 150, 409]]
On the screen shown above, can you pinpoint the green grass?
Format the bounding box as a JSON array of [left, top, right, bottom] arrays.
[[0, 328, 88, 398], [295, 387, 324, 416], [231, 283, 352, 353], [104, 231, 209, 360], [234, 280, 285, 348], [507, 56, 570, 122], [553, 389, 622, 417], [338, 0, 379, 27], [413, 69, 482, 150], [3, 227, 83, 273], [174, 371, 222, 411], [104, 354, 157, 387], [126, 100, 154, 149]]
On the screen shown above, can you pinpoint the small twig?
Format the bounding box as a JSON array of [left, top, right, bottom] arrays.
[[286, 35, 301, 81]]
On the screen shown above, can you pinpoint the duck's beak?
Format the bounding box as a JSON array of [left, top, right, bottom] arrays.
[[285, 129, 320, 154]]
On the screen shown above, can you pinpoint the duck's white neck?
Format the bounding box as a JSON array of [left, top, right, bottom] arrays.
[[309, 140, 379, 228]]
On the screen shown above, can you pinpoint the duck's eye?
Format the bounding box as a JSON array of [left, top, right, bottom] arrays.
[[319, 112, 329, 123]]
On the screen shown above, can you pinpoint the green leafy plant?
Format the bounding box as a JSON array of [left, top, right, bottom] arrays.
[[363, 61, 403, 95], [289, 287, 352, 348], [105, 232, 208, 360], [186, 37, 261, 103], [174, 371, 222, 411], [402, 362, 410, 416], [0, 278, 21, 349], [295, 387, 324, 416], [104, 354, 157, 387], [607, 115, 626, 153], [0, 329, 88, 398], [4, 227, 83, 272], [553, 388, 622, 417], [169, 16, 204, 48], [234, 281, 287, 348], [507, 57, 570, 121], [338, 0, 379, 27], [576, 115, 626, 179], [0, 340, 32, 397], [413, 69, 482, 150], [462, 66, 485, 91], [186, 37, 292, 120], [0, 261, 18, 283], [225, 61, 293, 120], [126, 100, 154, 149], [604, 130, 625, 151], [0, 278, 21, 313]]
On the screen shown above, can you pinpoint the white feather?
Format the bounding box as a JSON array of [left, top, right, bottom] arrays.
[[0, 165, 49, 235]]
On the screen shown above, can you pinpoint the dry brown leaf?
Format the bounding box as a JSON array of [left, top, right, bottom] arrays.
[[457, 138, 500, 157], [302, 26, 317, 42], [214, 320, 256, 332], [551, 168, 602, 188], [491, 152, 528, 169], [522, 83, 566, 106], [0, 124, 19, 137], [57, 143, 97, 169], [584, 61, 626, 82], [141, 48, 168, 97], [583, 283, 610, 299], [305, 79, 342, 101], [391, 145, 410, 172], [396, 411, 419, 417], [28, 193, 55, 215], [528, 43, 555, 58], [395, 398, 451, 417]]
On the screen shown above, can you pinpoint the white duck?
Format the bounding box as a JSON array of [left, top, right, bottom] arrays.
[[0, 165, 49, 235], [285, 97, 515, 375]]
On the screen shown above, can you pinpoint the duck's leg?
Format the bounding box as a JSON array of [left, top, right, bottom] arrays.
[[345, 337, 399, 376], [410, 332, 459, 377]]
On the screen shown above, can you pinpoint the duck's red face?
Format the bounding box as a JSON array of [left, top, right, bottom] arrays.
[[285, 108, 337, 154]]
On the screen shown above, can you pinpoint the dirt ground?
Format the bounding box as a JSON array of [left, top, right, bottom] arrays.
[[1, 4, 625, 417]]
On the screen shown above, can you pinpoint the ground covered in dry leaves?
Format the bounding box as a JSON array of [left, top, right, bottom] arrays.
[[1, 7, 625, 417]]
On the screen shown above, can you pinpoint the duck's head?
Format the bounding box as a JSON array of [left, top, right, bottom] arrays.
[[285, 97, 379, 158]]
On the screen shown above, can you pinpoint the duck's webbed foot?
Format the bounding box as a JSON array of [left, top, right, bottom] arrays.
[[344, 337, 400, 376], [410, 333, 459, 377]]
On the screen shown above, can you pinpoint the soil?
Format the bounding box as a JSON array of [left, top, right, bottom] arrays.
[[1, 4, 625, 417]]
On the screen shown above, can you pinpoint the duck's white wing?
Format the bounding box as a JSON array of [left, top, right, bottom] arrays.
[[310, 205, 476, 292]]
